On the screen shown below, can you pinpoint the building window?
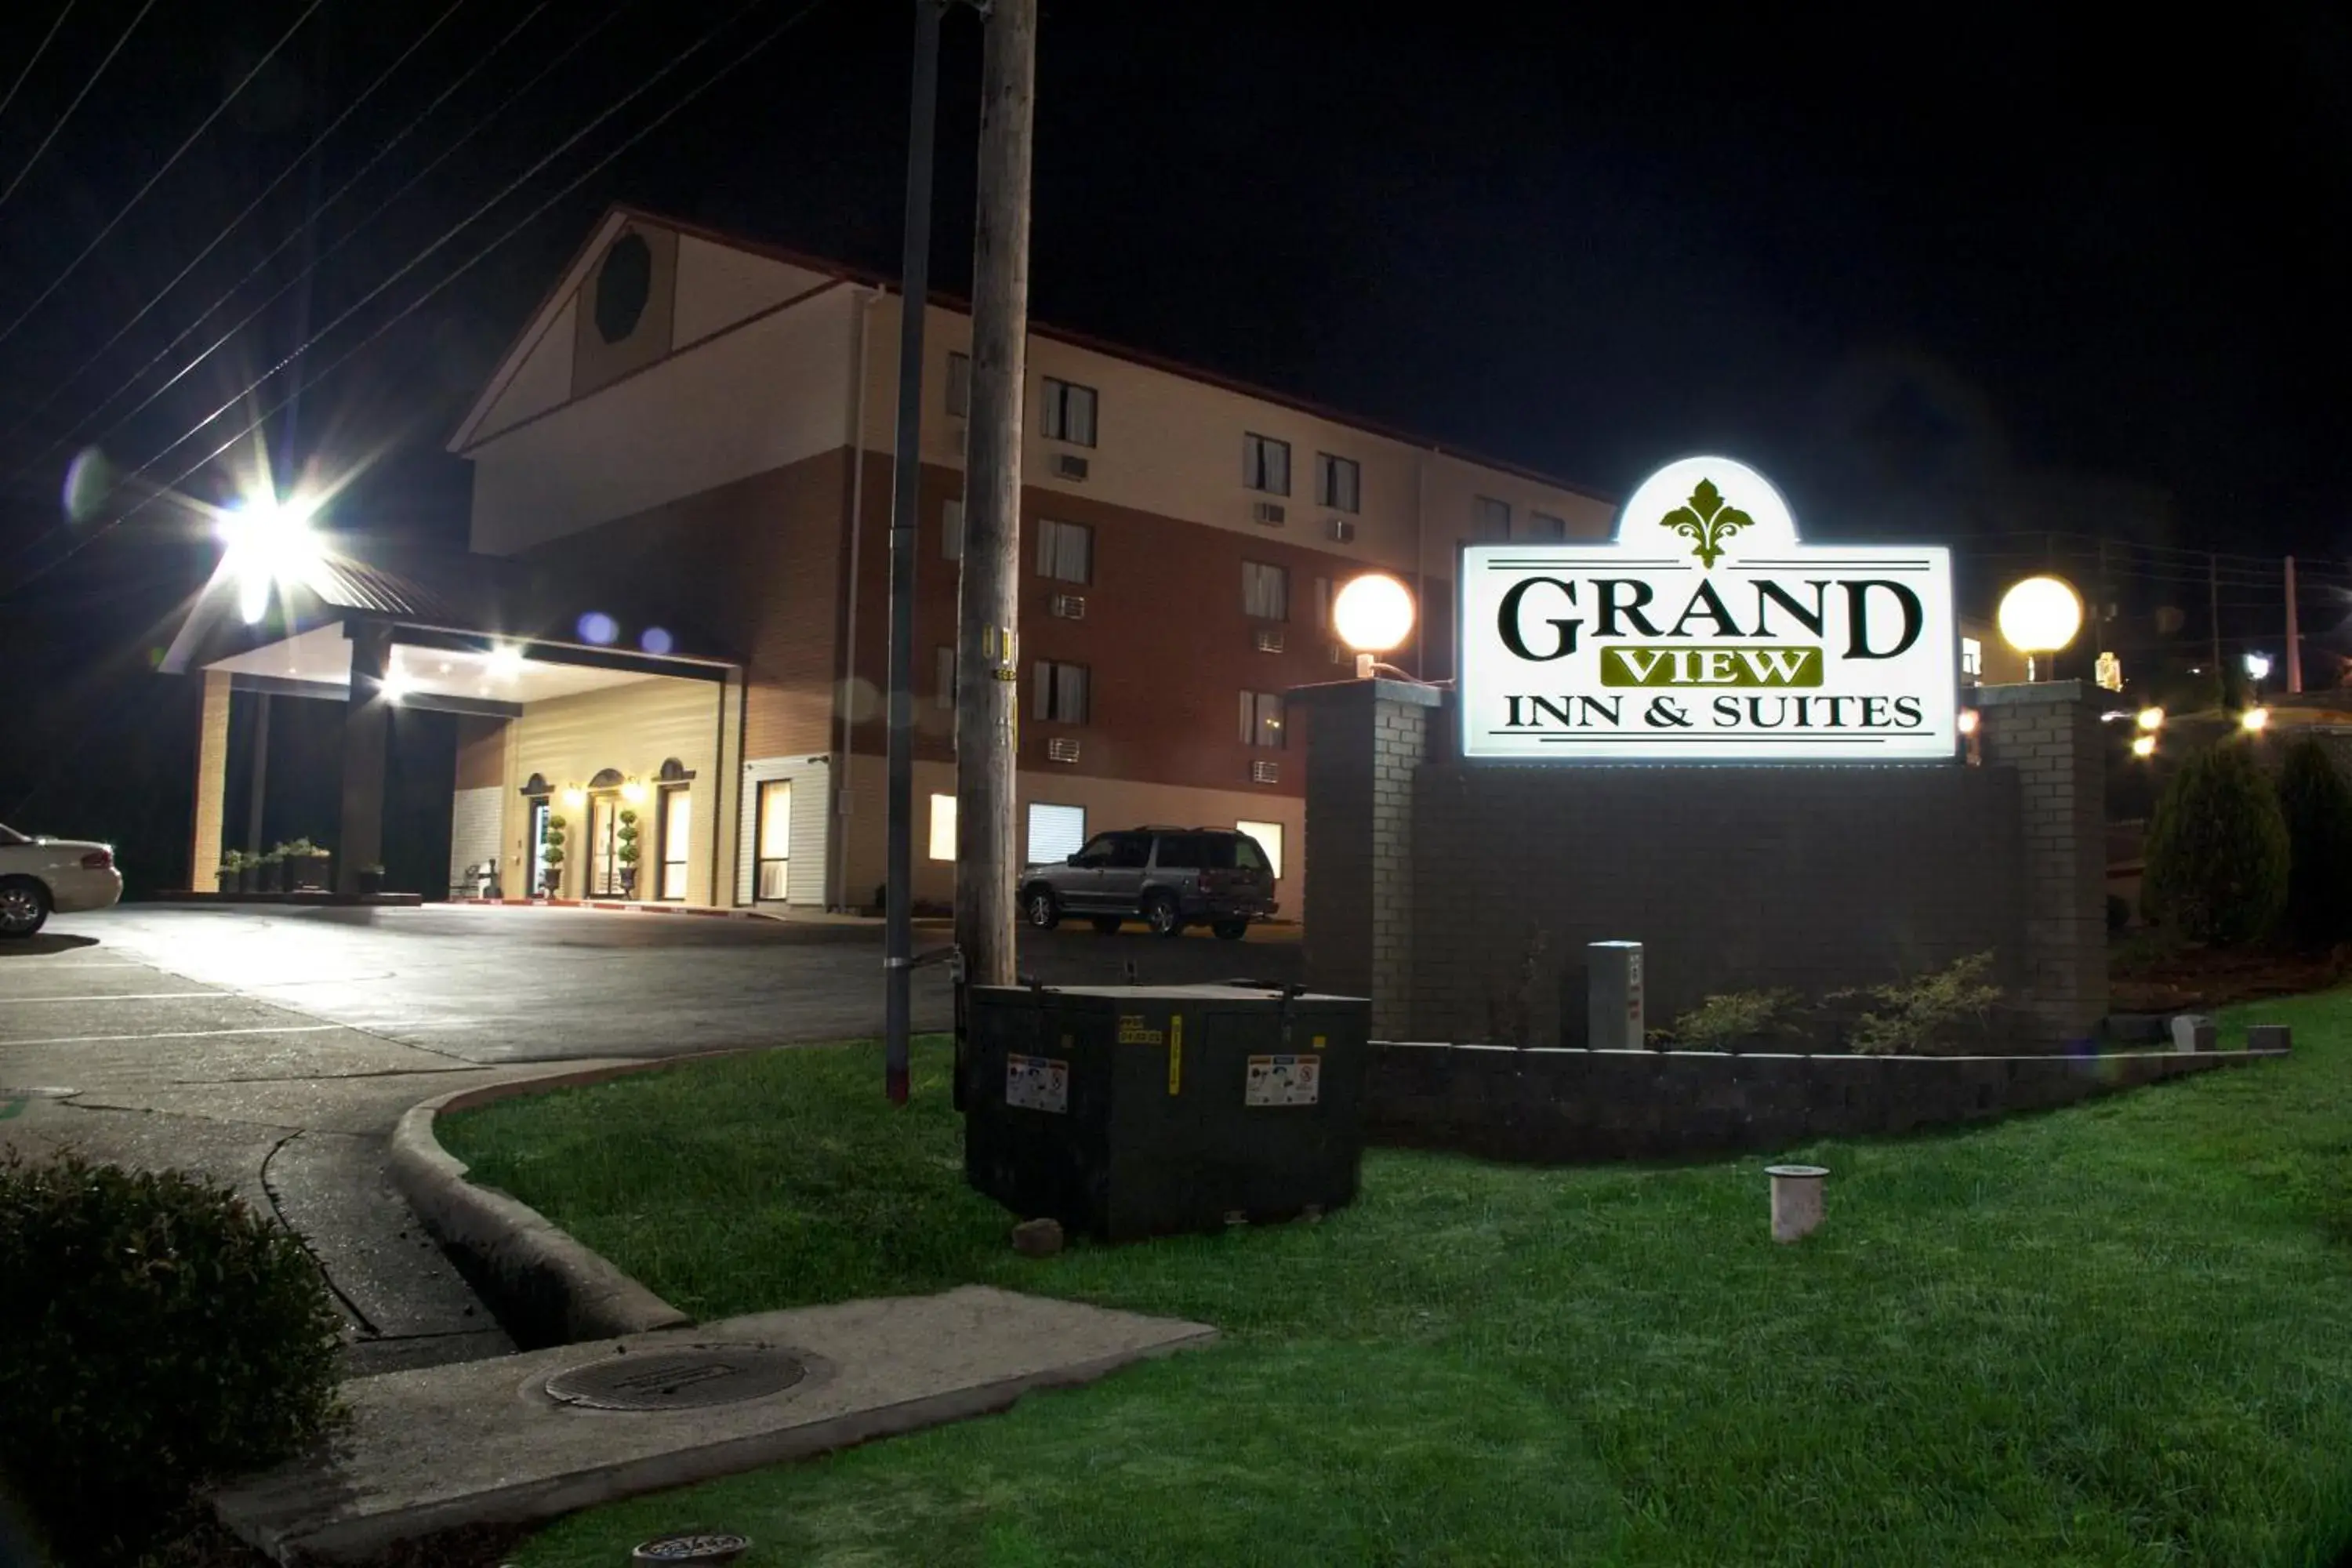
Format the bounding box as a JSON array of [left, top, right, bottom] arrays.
[[1313, 575, 1332, 630], [1243, 561, 1289, 621], [1040, 377, 1098, 446], [935, 644, 956, 709], [755, 779, 792, 900], [1027, 802, 1087, 866], [1031, 660, 1090, 724], [1035, 517, 1092, 584], [945, 351, 971, 417], [927, 793, 956, 862], [942, 499, 964, 561], [1527, 510, 1567, 541], [1316, 452, 1359, 513], [1472, 495, 1512, 540], [1243, 432, 1290, 495], [1235, 818, 1283, 880], [1239, 690, 1286, 749], [1962, 636, 1984, 684]]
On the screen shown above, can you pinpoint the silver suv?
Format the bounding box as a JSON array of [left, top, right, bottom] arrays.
[[1020, 826, 1277, 939]]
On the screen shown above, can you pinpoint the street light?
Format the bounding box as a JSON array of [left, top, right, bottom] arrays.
[[2242, 706, 2270, 734], [1334, 572, 1416, 679], [1995, 575, 2082, 682], [2245, 651, 2273, 682], [2136, 706, 2164, 731], [214, 492, 323, 625], [2132, 734, 2157, 757]]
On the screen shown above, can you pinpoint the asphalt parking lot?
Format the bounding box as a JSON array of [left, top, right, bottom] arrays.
[[9, 902, 1302, 1063]]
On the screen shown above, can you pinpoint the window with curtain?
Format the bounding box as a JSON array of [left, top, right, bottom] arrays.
[[1527, 510, 1568, 540], [1027, 803, 1087, 865], [1030, 660, 1090, 724], [1243, 561, 1289, 620], [927, 793, 956, 862], [1243, 433, 1290, 495], [942, 498, 964, 561], [755, 779, 792, 901], [1040, 377, 1098, 445], [1316, 452, 1359, 512], [1234, 819, 1283, 880], [935, 645, 956, 709], [1035, 517, 1093, 583], [1472, 495, 1512, 540], [945, 351, 971, 416], [1238, 691, 1285, 749]]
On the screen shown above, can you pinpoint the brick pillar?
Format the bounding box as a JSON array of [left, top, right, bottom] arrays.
[[1291, 677, 1440, 1037], [1976, 679, 2107, 1043], [189, 669, 232, 891], [337, 620, 392, 895]]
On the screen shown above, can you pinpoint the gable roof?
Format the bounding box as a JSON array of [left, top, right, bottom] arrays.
[[449, 203, 1613, 504]]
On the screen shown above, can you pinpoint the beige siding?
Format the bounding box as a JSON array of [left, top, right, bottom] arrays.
[[468, 285, 856, 555], [474, 297, 578, 446], [736, 754, 833, 907], [673, 234, 833, 345], [495, 677, 728, 905], [837, 754, 1308, 920]]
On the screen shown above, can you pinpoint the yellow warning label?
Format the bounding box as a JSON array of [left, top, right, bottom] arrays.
[[1167, 1014, 1184, 1095], [1116, 1014, 1164, 1046], [1312, 1034, 1327, 1051]]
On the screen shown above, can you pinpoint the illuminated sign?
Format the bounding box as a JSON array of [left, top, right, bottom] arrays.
[[1459, 456, 1957, 761]]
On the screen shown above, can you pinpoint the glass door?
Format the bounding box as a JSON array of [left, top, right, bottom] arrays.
[[588, 793, 621, 898], [756, 779, 792, 901], [659, 786, 691, 902], [528, 800, 550, 895]]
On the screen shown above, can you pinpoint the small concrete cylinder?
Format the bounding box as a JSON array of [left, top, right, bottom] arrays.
[[1766, 1164, 1828, 1243]]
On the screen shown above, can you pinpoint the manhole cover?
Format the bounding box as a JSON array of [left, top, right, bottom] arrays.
[[543, 1343, 808, 1411]]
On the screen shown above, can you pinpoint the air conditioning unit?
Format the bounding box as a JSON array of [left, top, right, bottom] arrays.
[[1254, 627, 1285, 654], [1327, 517, 1357, 543], [1250, 759, 1279, 785], [1051, 593, 1087, 620], [1052, 453, 1090, 481], [1047, 736, 1081, 764], [1252, 501, 1286, 526]]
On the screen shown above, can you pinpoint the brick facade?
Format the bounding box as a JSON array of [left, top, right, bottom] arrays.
[[1300, 680, 2108, 1047]]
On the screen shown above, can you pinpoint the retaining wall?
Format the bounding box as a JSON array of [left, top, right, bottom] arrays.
[[1363, 1039, 2288, 1163]]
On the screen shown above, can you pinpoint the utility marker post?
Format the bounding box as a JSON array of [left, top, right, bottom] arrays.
[[954, 0, 1036, 992]]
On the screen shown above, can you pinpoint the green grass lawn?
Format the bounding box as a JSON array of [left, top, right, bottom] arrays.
[[441, 1000, 2352, 1567]]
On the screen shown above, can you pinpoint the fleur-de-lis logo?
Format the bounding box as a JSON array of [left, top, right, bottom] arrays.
[[1661, 478, 1752, 569]]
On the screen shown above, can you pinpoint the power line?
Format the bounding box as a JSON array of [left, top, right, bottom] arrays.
[[0, 2, 78, 128], [0, 1, 472, 459], [5, 0, 840, 597], [0, 0, 325, 354], [0, 0, 152, 215], [1, 0, 579, 499]]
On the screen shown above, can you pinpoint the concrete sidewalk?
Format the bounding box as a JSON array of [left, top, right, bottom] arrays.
[[213, 1285, 1218, 1562]]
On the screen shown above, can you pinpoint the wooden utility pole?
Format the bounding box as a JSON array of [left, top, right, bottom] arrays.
[[2285, 554, 2303, 694], [955, 0, 1035, 989]]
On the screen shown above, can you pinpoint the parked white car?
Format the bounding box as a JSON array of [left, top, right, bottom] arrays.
[[0, 822, 122, 937]]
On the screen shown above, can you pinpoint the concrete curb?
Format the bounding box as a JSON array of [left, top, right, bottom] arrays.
[[387, 1057, 750, 1346]]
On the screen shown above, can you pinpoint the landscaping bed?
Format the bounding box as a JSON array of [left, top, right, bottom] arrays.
[[439, 996, 2352, 1567]]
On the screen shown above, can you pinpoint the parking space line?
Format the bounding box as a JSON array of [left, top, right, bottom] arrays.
[[5, 993, 224, 1003], [0, 1024, 347, 1047]]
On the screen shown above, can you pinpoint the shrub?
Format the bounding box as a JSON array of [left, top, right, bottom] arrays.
[[0, 1152, 344, 1563], [2274, 739, 2352, 949], [2142, 742, 2289, 946], [1666, 989, 1798, 1051], [1836, 951, 2002, 1055]]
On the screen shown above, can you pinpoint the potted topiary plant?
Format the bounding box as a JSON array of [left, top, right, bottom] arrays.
[[357, 862, 386, 897], [256, 849, 285, 894], [541, 815, 567, 896], [616, 808, 641, 898], [216, 850, 244, 895], [275, 838, 331, 893]]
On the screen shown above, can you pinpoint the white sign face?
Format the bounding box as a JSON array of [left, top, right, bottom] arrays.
[[1459, 456, 1956, 761]]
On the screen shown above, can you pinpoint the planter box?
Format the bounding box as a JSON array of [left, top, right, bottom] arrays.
[[357, 871, 384, 897], [285, 854, 331, 892], [217, 871, 239, 894], [258, 862, 285, 893]]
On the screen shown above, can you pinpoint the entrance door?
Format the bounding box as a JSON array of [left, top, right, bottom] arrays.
[[755, 779, 792, 901], [588, 794, 621, 898], [528, 800, 550, 895], [659, 786, 691, 902]]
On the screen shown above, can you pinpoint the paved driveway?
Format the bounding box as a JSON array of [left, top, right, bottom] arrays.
[[44, 902, 1302, 1063]]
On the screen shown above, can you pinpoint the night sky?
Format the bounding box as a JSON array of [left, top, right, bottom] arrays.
[[0, 0, 2343, 886]]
